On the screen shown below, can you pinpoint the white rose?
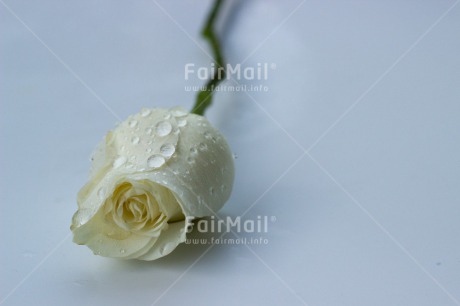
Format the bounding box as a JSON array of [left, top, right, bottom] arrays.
[[71, 107, 234, 260]]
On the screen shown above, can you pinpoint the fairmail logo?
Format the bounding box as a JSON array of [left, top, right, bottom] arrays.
[[184, 62, 275, 81], [185, 215, 276, 233]]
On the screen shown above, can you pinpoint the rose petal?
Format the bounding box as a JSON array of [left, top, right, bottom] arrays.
[[136, 221, 187, 261]]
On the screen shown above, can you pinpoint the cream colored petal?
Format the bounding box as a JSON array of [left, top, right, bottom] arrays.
[[136, 220, 187, 261], [142, 112, 234, 218], [73, 207, 163, 259]]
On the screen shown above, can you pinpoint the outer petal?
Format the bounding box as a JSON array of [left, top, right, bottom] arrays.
[[79, 107, 234, 220], [151, 112, 235, 217]]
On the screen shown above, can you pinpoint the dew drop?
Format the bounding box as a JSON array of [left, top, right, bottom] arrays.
[[221, 184, 227, 193], [160, 242, 176, 255], [187, 157, 195, 164], [171, 107, 187, 117], [160, 143, 175, 157], [204, 131, 212, 139], [146, 147, 152, 153], [113, 156, 127, 168], [141, 109, 151, 117], [155, 121, 172, 137], [209, 187, 214, 195], [131, 136, 140, 145], [177, 118, 187, 127], [97, 187, 105, 200], [190, 146, 198, 155], [198, 142, 207, 151], [163, 113, 171, 119], [147, 155, 165, 168], [72, 209, 91, 226], [145, 127, 153, 135], [120, 249, 126, 254], [129, 120, 138, 128]]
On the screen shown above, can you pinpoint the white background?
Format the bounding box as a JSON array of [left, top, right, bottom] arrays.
[[1, 0, 460, 305]]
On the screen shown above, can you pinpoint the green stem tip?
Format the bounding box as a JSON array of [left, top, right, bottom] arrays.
[[191, 0, 226, 116]]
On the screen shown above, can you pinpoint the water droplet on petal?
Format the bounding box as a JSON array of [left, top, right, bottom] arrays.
[[171, 107, 187, 117], [221, 184, 227, 192], [113, 156, 127, 168], [155, 121, 172, 137], [163, 113, 171, 119], [141, 109, 151, 117], [145, 127, 153, 135], [147, 155, 165, 168], [129, 120, 138, 128], [177, 118, 187, 127], [120, 249, 126, 254], [198, 143, 207, 151], [72, 209, 91, 226], [160, 242, 176, 255], [146, 147, 152, 153], [97, 187, 105, 200], [160, 143, 175, 157], [173, 128, 180, 135], [187, 157, 195, 164], [131, 136, 140, 145], [204, 132, 212, 139], [190, 147, 198, 155], [209, 187, 214, 195]]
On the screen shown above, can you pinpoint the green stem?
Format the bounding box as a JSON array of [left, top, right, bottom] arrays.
[[191, 0, 226, 116]]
